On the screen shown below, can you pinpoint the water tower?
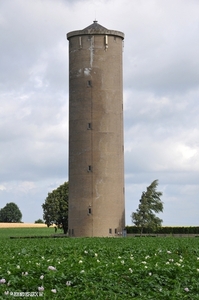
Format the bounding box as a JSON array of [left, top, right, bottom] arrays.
[[67, 21, 125, 237]]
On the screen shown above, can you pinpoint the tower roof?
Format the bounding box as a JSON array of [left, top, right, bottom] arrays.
[[83, 20, 108, 31], [67, 21, 124, 40]]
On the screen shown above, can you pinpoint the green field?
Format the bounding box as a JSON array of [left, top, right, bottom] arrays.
[[0, 228, 199, 299], [0, 227, 55, 239]]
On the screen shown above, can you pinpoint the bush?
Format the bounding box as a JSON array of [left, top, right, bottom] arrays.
[[34, 219, 44, 224], [125, 226, 199, 234]]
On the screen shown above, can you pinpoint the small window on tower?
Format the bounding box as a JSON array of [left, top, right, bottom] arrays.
[[88, 208, 92, 214], [87, 80, 92, 87], [87, 123, 91, 130], [88, 165, 92, 172], [109, 228, 112, 234]]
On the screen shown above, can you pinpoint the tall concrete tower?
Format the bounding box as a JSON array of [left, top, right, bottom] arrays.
[[67, 21, 125, 237]]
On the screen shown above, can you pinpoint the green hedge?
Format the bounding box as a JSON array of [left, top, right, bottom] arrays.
[[125, 226, 199, 234]]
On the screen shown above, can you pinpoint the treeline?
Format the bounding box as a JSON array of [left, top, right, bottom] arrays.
[[125, 226, 199, 234]]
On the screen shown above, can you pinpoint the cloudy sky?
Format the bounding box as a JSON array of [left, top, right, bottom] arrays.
[[0, 0, 199, 226]]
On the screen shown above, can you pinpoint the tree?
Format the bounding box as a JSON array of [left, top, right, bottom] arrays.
[[34, 219, 44, 224], [131, 180, 163, 234], [42, 182, 68, 234], [0, 202, 22, 223]]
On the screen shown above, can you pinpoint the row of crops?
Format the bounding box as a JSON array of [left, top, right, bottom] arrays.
[[0, 229, 199, 299]]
